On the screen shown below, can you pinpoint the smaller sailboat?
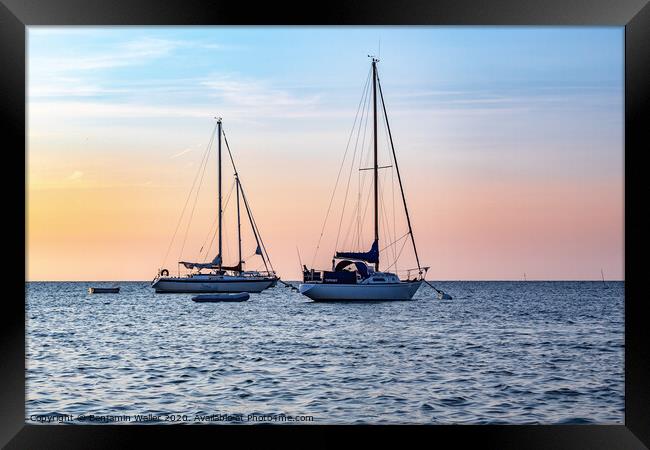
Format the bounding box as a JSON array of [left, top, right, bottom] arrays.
[[152, 118, 277, 294]]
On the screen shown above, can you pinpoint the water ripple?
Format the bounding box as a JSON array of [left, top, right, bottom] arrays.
[[25, 281, 624, 424]]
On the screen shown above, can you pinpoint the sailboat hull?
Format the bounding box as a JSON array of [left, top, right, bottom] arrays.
[[298, 280, 422, 302], [152, 276, 275, 293]]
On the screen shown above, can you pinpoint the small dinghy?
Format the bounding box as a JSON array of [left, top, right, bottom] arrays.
[[88, 287, 120, 294], [192, 292, 249, 303]]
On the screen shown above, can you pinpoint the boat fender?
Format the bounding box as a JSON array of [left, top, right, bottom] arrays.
[[160, 269, 169, 277]]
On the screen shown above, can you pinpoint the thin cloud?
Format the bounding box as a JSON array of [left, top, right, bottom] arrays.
[[170, 148, 193, 159], [201, 75, 321, 108], [31, 37, 181, 73], [67, 170, 84, 180]]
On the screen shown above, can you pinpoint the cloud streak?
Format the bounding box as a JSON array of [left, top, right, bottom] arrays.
[[30, 37, 182, 73], [201, 74, 321, 108]]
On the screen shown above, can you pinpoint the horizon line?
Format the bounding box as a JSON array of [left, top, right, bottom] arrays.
[[25, 279, 625, 282]]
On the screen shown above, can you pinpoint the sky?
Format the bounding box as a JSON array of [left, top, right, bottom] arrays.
[[26, 26, 624, 281]]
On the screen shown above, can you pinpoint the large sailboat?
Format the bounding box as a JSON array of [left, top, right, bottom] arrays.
[[299, 57, 428, 302], [152, 118, 277, 293]]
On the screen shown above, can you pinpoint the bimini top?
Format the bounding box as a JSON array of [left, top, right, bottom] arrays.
[[334, 259, 371, 279]]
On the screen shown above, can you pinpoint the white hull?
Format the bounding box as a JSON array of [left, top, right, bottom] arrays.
[[298, 280, 422, 302], [152, 276, 275, 293]]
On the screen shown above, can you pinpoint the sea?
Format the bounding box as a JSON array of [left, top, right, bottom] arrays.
[[25, 281, 624, 425]]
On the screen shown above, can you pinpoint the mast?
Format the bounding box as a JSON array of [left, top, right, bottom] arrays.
[[372, 58, 379, 272], [217, 117, 223, 268], [236, 176, 242, 272]]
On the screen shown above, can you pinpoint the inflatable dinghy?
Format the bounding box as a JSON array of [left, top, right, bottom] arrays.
[[88, 287, 120, 294], [192, 292, 250, 303]]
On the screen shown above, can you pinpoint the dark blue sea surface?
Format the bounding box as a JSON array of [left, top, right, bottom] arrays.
[[25, 281, 624, 424]]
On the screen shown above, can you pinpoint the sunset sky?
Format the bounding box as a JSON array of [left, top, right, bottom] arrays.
[[26, 27, 624, 281]]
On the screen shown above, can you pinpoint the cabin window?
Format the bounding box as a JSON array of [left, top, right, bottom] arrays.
[[372, 277, 386, 282]]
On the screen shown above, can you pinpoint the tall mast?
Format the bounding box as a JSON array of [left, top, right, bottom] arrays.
[[217, 117, 223, 268], [236, 176, 242, 272], [372, 58, 379, 272]]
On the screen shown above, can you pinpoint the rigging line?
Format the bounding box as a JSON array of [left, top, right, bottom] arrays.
[[203, 180, 236, 262], [358, 148, 392, 245], [356, 162, 362, 249], [311, 67, 372, 267], [383, 234, 409, 271], [380, 101, 398, 264], [199, 179, 235, 256], [239, 181, 272, 273], [341, 188, 362, 251], [353, 119, 374, 247], [355, 75, 373, 233], [354, 75, 373, 250], [390, 166, 398, 266], [220, 127, 239, 178], [237, 180, 266, 271], [222, 180, 239, 264], [179, 126, 215, 261], [379, 232, 410, 253], [377, 168, 396, 268], [359, 158, 375, 238], [335, 68, 372, 251], [222, 127, 273, 273], [379, 175, 395, 268], [199, 216, 217, 257], [249, 202, 272, 271], [342, 170, 370, 252], [342, 141, 390, 254], [161, 122, 217, 268], [201, 179, 235, 263], [223, 206, 231, 264], [377, 70, 422, 271], [202, 225, 217, 263], [296, 246, 304, 272], [352, 111, 371, 251]]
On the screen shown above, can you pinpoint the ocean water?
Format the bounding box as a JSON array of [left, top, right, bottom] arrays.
[[25, 281, 624, 424]]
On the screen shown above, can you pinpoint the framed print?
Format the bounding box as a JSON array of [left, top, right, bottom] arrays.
[[2, 0, 649, 447]]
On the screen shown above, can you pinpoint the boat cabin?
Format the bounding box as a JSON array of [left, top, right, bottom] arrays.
[[303, 259, 399, 285]]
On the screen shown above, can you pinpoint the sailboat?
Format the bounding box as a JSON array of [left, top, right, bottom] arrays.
[[299, 57, 427, 302], [152, 118, 278, 293]]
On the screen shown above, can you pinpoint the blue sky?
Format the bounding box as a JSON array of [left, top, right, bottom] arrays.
[[27, 27, 625, 280], [27, 26, 623, 176]]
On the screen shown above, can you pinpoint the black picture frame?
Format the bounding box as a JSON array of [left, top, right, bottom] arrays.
[[3, 0, 649, 447]]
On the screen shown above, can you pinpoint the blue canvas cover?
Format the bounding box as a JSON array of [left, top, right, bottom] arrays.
[[335, 240, 379, 264]]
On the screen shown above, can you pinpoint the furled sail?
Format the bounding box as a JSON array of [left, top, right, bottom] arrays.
[[180, 260, 242, 272], [335, 240, 379, 264], [180, 261, 218, 270]]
